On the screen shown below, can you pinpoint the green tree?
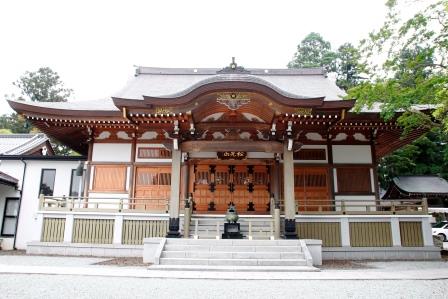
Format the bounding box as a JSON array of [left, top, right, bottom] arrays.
[[1, 67, 75, 155], [0, 113, 29, 134], [288, 32, 337, 72], [14, 67, 72, 102], [378, 128, 448, 188], [348, 0, 448, 132], [334, 43, 365, 91]]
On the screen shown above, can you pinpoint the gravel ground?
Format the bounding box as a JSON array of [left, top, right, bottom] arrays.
[[93, 257, 148, 267], [0, 274, 446, 299]]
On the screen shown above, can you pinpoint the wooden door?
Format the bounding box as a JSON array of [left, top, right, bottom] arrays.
[[192, 163, 270, 214], [134, 166, 171, 211], [294, 167, 330, 212]]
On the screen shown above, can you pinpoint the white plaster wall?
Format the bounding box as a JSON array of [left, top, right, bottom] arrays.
[[11, 160, 78, 249], [294, 145, 328, 164], [92, 143, 132, 162], [332, 145, 372, 164]]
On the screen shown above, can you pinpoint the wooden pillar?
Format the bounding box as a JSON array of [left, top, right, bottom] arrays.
[[82, 137, 94, 199], [370, 140, 380, 200], [167, 148, 182, 237], [181, 155, 189, 203], [283, 143, 297, 239], [327, 140, 335, 209], [128, 136, 137, 200], [271, 159, 280, 206]]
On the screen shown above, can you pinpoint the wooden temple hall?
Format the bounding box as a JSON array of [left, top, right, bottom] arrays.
[[8, 59, 429, 240]]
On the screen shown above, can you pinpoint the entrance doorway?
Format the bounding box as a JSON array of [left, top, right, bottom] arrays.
[[191, 162, 271, 214]]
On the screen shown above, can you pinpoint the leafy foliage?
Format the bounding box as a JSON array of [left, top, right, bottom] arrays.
[[288, 33, 364, 91], [348, 0, 448, 132], [13, 67, 72, 102], [334, 43, 365, 91], [287, 32, 337, 72], [378, 128, 448, 188], [1, 67, 76, 155]]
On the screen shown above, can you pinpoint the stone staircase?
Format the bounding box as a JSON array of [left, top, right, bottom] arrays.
[[149, 238, 319, 271], [187, 216, 276, 239]]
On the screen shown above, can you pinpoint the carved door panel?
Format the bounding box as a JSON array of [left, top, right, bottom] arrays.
[[192, 165, 210, 212], [232, 165, 249, 212], [294, 167, 330, 212], [214, 165, 231, 212], [251, 165, 270, 212]]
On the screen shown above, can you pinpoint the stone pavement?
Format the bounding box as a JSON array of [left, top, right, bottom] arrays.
[[0, 254, 447, 280]]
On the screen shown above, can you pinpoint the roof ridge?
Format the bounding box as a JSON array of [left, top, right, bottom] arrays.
[[136, 66, 325, 76], [2, 133, 48, 155]]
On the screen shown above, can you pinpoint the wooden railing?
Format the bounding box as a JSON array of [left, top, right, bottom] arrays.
[[277, 198, 428, 215], [39, 195, 169, 213]]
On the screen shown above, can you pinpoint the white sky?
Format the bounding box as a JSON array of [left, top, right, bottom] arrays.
[[0, 0, 390, 114]]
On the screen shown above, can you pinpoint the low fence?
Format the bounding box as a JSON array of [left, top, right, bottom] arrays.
[[278, 198, 428, 215], [39, 212, 169, 245], [295, 215, 433, 248], [39, 195, 169, 213]]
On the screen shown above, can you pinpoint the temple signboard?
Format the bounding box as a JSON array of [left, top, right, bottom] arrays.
[[217, 151, 247, 160]]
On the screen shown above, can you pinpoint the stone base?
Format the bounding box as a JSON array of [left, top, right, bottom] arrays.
[[26, 242, 143, 257], [323, 246, 441, 260], [166, 217, 181, 238], [284, 219, 298, 239], [222, 223, 243, 239]]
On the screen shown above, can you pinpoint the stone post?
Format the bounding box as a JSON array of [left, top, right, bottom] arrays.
[[283, 143, 297, 239], [64, 214, 74, 243], [167, 148, 182, 237], [274, 207, 281, 239]]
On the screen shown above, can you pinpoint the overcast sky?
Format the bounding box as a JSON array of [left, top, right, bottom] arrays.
[[0, 0, 391, 114]]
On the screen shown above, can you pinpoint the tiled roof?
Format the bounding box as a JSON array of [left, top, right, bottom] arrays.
[[0, 133, 49, 155], [393, 176, 448, 194], [114, 66, 346, 101], [0, 171, 18, 187]]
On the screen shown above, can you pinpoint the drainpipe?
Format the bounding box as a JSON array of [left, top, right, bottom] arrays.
[[13, 158, 27, 250]]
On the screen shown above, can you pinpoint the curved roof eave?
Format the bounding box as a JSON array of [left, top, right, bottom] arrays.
[[8, 99, 121, 118], [113, 80, 327, 109]]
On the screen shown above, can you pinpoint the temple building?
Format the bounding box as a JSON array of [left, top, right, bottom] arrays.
[[4, 60, 438, 262]]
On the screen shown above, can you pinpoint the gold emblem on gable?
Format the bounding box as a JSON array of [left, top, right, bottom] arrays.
[[296, 107, 313, 115], [216, 92, 250, 110], [155, 107, 172, 114]]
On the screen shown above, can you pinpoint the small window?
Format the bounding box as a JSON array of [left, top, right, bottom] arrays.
[[1, 198, 19, 236], [39, 169, 56, 196], [69, 169, 85, 197]]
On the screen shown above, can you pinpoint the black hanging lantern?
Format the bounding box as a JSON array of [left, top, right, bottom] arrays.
[[75, 161, 84, 176]]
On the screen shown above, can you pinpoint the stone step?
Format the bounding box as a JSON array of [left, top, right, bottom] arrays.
[[159, 257, 307, 266], [165, 239, 301, 246], [164, 244, 302, 253], [148, 265, 319, 272], [161, 251, 305, 259]]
